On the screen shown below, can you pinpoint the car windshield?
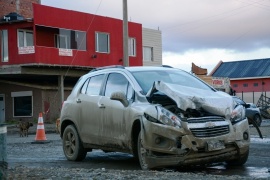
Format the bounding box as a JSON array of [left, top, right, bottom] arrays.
[[131, 69, 212, 94]]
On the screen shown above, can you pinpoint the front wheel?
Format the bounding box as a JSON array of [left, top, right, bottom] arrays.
[[137, 132, 150, 170], [253, 114, 262, 127], [62, 125, 87, 161]]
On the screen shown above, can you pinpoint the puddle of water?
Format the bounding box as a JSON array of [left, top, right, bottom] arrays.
[[246, 167, 270, 179], [207, 165, 270, 178]]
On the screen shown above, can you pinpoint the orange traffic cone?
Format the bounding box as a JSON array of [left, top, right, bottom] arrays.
[[32, 113, 50, 144]]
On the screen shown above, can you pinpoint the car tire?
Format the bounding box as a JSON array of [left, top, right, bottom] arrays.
[[253, 114, 262, 127], [137, 132, 150, 170], [226, 148, 249, 166], [63, 124, 87, 161]]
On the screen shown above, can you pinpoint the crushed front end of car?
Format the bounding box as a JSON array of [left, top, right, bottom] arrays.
[[139, 81, 250, 169]]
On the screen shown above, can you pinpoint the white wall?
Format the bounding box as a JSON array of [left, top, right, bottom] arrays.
[[142, 28, 162, 66]]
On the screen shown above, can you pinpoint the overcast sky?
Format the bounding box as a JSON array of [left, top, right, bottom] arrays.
[[41, 0, 270, 73]]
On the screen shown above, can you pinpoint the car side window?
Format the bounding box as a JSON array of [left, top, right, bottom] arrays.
[[104, 73, 132, 98], [80, 78, 90, 94], [86, 74, 104, 95]]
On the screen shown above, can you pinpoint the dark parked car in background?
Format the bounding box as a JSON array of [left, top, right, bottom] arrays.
[[232, 96, 262, 126]]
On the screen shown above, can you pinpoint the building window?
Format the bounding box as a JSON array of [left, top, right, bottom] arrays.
[[254, 83, 258, 87], [73, 31, 86, 50], [95, 32, 110, 53], [128, 38, 136, 56], [0, 30, 8, 62], [55, 35, 68, 49], [11, 91, 33, 117], [243, 83, 248, 87], [143, 46, 153, 61], [54, 28, 86, 50], [18, 29, 33, 47], [233, 84, 238, 88]]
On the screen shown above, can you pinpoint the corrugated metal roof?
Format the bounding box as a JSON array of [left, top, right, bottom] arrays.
[[212, 58, 270, 78]]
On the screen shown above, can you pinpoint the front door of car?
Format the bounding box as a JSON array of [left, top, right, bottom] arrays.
[[98, 73, 134, 147], [78, 74, 105, 144]]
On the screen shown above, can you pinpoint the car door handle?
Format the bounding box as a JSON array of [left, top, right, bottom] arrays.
[[76, 99, 81, 103], [98, 104, 105, 108]]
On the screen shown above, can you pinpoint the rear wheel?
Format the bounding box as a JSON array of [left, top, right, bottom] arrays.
[[63, 125, 87, 161], [226, 148, 249, 166]]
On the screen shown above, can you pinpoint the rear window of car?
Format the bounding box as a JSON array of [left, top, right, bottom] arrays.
[[80, 74, 105, 95]]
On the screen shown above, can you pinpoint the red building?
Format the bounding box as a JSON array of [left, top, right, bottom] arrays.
[[210, 59, 270, 104], [0, 3, 142, 67], [0, 3, 143, 123]]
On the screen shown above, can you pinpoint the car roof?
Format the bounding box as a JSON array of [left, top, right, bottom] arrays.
[[89, 65, 185, 74]]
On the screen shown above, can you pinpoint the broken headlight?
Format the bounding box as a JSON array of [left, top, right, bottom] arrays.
[[230, 105, 245, 124], [144, 106, 181, 128]]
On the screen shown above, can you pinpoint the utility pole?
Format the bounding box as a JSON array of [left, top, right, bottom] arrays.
[[123, 0, 129, 67]]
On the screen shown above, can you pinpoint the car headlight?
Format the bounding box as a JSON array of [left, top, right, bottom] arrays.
[[144, 106, 181, 128], [230, 105, 246, 124]]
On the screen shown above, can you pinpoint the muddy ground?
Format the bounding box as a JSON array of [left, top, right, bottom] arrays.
[[5, 120, 270, 179]]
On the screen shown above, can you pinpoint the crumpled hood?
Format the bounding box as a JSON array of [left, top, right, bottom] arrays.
[[146, 81, 234, 117]]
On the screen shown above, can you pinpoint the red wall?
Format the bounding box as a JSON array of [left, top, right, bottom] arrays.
[[231, 79, 270, 93], [33, 4, 142, 67], [0, 4, 143, 67], [0, 21, 36, 64]]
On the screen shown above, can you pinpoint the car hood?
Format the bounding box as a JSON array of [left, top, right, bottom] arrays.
[[146, 81, 234, 117]]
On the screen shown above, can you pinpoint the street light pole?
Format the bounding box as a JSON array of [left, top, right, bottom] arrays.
[[123, 0, 129, 67]]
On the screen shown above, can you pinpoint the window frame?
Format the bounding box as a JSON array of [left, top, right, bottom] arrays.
[[95, 32, 110, 53], [11, 91, 33, 117], [86, 74, 105, 96], [17, 29, 33, 47], [0, 29, 8, 62], [54, 34, 69, 49], [53, 28, 86, 50], [143, 46, 153, 61], [128, 37, 136, 56]]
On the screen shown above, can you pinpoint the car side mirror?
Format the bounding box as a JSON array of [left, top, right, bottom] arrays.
[[110, 92, 129, 107]]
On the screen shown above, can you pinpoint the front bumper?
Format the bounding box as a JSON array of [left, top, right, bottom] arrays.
[[141, 117, 250, 169]]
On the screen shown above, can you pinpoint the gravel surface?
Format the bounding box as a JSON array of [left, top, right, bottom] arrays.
[[4, 120, 270, 180], [7, 166, 251, 180]]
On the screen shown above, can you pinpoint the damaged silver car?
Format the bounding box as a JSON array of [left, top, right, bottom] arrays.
[[60, 66, 250, 170]]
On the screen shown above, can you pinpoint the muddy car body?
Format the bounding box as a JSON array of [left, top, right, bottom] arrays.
[[60, 66, 250, 170]]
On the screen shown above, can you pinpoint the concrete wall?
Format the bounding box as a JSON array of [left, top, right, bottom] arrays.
[[0, 81, 71, 123], [142, 28, 162, 66], [0, 82, 41, 122]]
